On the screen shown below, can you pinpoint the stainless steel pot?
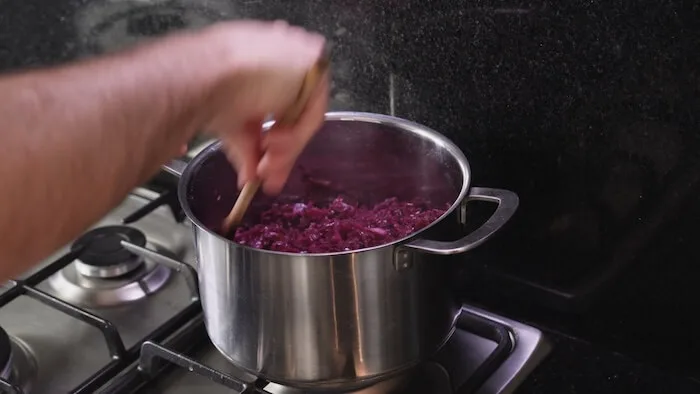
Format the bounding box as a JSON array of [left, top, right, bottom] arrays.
[[161, 112, 519, 391]]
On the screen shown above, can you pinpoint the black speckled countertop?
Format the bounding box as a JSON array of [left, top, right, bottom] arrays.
[[516, 328, 700, 394], [2, 0, 700, 392]]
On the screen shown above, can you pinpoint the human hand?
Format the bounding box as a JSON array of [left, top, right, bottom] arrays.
[[201, 21, 329, 195]]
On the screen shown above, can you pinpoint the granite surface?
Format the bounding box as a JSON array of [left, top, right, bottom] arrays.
[[1, 0, 700, 390], [515, 328, 700, 394]]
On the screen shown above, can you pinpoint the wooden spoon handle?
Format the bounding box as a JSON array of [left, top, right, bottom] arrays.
[[278, 56, 329, 125], [222, 56, 330, 232]]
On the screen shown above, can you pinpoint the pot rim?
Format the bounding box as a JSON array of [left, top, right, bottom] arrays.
[[177, 111, 472, 257]]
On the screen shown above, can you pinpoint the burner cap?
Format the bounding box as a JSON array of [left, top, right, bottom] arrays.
[[0, 327, 12, 377], [72, 226, 146, 267]]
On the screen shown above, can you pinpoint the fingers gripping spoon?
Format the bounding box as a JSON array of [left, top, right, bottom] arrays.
[[221, 54, 330, 234]]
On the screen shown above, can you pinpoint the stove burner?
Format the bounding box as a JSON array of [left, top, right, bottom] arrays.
[[73, 226, 146, 278], [0, 327, 12, 380], [0, 327, 38, 393], [48, 226, 173, 308]]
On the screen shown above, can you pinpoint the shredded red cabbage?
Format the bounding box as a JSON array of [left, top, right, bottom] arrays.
[[232, 196, 448, 253]]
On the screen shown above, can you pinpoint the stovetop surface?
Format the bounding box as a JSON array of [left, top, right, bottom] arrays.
[[111, 305, 549, 394], [0, 188, 550, 394]]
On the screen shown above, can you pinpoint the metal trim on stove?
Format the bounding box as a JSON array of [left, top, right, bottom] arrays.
[[468, 306, 552, 394], [456, 312, 514, 393]]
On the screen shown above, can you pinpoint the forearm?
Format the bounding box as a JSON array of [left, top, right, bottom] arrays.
[[0, 31, 217, 280]]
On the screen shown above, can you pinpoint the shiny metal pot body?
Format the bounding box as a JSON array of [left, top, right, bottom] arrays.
[[163, 112, 519, 391]]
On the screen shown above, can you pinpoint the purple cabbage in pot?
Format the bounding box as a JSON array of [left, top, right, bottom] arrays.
[[232, 196, 448, 253]]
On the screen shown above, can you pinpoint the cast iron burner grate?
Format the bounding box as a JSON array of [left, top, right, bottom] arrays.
[[101, 309, 514, 394], [125, 175, 186, 224]]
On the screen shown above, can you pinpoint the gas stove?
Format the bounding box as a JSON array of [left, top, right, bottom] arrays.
[[0, 180, 551, 394]]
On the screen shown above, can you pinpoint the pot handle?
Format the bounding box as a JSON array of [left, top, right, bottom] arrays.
[[401, 187, 519, 255], [162, 159, 188, 178]]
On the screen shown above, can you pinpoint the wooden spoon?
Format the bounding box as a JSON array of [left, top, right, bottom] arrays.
[[221, 55, 330, 234]]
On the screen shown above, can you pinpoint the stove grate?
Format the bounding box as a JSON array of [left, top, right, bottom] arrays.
[[0, 189, 198, 394], [123, 188, 185, 225]]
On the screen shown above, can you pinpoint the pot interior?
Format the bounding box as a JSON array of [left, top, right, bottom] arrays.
[[184, 113, 470, 238]]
